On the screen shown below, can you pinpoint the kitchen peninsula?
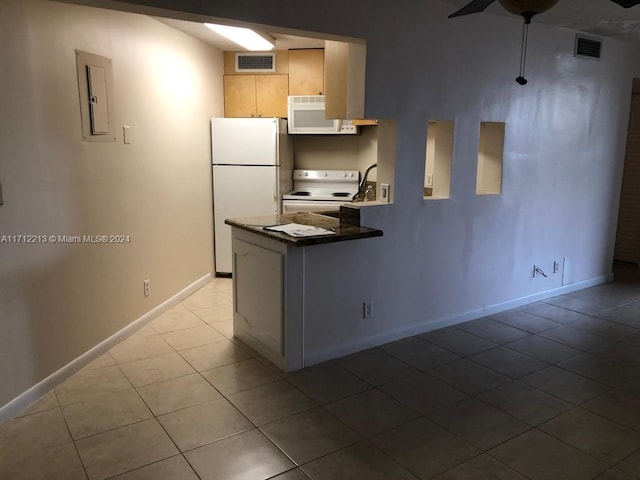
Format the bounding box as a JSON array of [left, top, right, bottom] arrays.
[[225, 211, 383, 371]]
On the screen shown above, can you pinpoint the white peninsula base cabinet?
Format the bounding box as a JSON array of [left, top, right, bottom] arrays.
[[227, 212, 382, 372], [231, 227, 304, 371]]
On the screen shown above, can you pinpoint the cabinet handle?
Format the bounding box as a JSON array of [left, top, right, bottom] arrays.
[[258, 113, 262, 118]]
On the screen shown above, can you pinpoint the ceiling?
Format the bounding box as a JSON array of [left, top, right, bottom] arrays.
[[438, 0, 640, 44], [154, 17, 325, 51], [155, 1, 640, 51]]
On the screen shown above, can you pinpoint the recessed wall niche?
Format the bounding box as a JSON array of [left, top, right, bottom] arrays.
[[476, 121, 505, 195], [424, 120, 454, 199]]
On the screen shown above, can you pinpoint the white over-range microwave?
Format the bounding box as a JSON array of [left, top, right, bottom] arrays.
[[287, 95, 358, 135]]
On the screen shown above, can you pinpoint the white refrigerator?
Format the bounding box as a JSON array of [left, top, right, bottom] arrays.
[[211, 118, 293, 275]]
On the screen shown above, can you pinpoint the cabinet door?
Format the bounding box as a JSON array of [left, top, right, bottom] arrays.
[[256, 74, 288, 118], [224, 75, 256, 117], [234, 239, 284, 355], [289, 49, 324, 96]]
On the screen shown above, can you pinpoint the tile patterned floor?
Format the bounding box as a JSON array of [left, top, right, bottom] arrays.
[[3, 266, 640, 479]]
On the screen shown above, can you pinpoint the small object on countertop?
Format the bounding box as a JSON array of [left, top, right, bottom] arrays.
[[364, 185, 375, 202], [263, 223, 336, 237]]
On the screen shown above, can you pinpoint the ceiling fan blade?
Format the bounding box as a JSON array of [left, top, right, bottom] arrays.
[[609, 0, 640, 7], [448, 0, 497, 18]]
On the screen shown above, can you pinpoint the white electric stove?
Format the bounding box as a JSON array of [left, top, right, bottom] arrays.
[[282, 170, 359, 214]]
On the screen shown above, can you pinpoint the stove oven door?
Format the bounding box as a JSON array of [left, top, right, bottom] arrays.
[[282, 200, 342, 214]]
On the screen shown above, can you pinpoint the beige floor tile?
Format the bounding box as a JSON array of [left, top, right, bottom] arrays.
[[325, 389, 418, 437], [371, 418, 480, 479], [595, 469, 637, 480], [228, 380, 317, 426], [216, 289, 234, 303], [286, 362, 370, 404], [179, 340, 253, 371], [384, 338, 460, 371], [0, 408, 71, 460], [76, 418, 178, 480], [55, 365, 132, 406], [477, 381, 572, 426], [191, 303, 233, 324], [201, 358, 281, 395], [136, 373, 222, 416], [380, 372, 468, 415], [301, 441, 419, 480], [521, 366, 609, 404], [160, 325, 226, 351], [207, 277, 233, 292], [185, 429, 294, 480], [62, 388, 152, 439], [433, 454, 528, 480], [260, 408, 361, 464], [427, 398, 529, 450], [428, 358, 511, 395], [540, 407, 640, 464], [336, 348, 418, 387], [271, 469, 311, 479], [110, 455, 198, 480], [211, 320, 234, 338], [86, 353, 116, 369], [181, 288, 229, 311], [158, 398, 253, 451], [136, 325, 158, 337], [17, 391, 59, 417], [489, 429, 608, 479], [119, 352, 196, 387], [109, 334, 173, 363], [150, 305, 205, 334], [617, 450, 640, 477], [0, 442, 87, 480]]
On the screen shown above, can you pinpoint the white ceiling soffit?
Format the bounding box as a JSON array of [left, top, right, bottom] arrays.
[[439, 0, 640, 44], [154, 17, 326, 51]]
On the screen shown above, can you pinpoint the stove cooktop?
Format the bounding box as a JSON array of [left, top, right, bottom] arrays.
[[283, 170, 360, 202]]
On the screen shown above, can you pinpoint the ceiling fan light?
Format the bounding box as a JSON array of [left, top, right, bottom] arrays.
[[204, 23, 275, 51], [497, 0, 559, 15]]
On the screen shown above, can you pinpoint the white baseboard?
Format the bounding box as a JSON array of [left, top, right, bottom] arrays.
[[304, 273, 613, 367], [0, 273, 211, 425]]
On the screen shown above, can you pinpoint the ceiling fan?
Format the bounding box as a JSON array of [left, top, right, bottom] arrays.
[[449, 0, 640, 85]]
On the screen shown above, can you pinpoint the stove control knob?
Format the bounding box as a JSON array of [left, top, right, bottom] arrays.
[[304, 171, 309, 177], [349, 172, 355, 178], [343, 172, 347, 177], [324, 172, 328, 177]]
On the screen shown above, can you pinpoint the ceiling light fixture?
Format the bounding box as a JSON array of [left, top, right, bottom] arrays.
[[204, 23, 275, 51]]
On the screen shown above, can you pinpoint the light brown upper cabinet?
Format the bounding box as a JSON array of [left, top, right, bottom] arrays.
[[224, 74, 288, 118], [324, 40, 366, 120], [223, 50, 289, 118], [288, 49, 324, 96]]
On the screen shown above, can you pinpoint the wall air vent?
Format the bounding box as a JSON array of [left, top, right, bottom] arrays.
[[235, 53, 276, 72], [575, 35, 602, 59]]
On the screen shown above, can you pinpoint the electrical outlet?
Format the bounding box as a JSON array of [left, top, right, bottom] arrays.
[[362, 301, 373, 319], [380, 183, 390, 203], [143, 279, 150, 297]]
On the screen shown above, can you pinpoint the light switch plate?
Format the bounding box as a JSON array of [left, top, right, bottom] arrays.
[[380, 183, 390, 203], [123, 125, 132, 144]]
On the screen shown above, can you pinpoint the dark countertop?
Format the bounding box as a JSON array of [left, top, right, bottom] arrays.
[[225, 212, 383, 246]]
